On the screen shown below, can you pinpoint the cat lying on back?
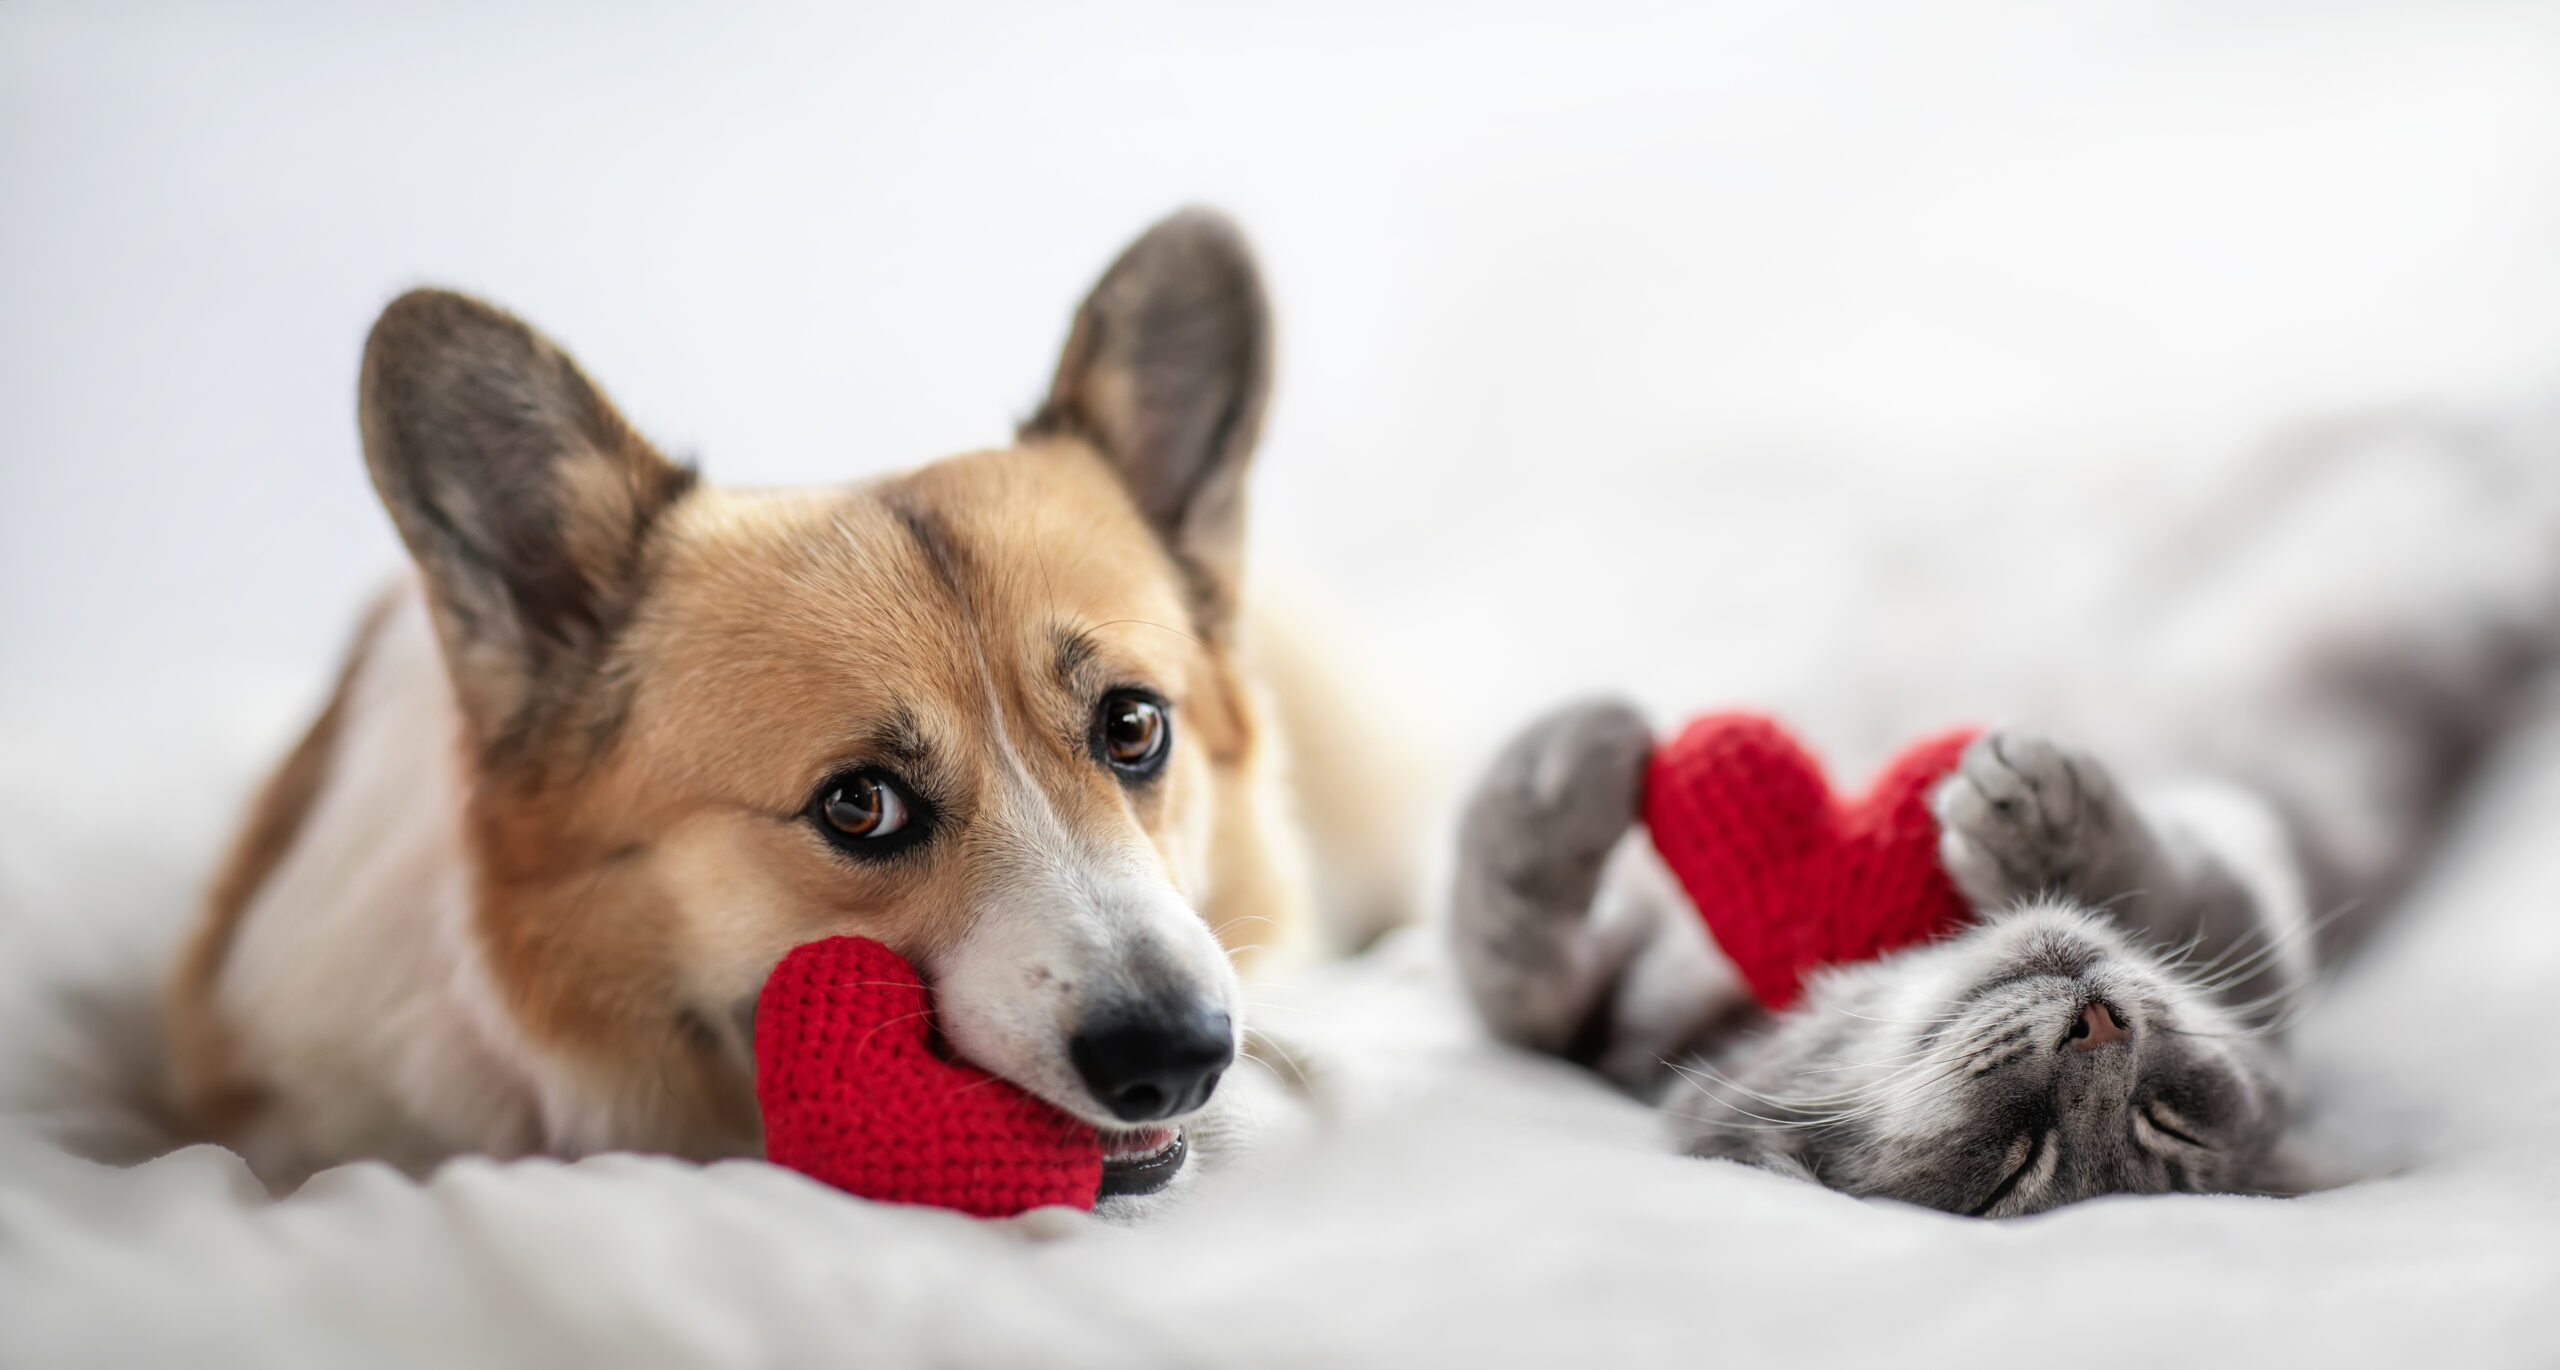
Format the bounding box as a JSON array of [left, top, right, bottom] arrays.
[[1452, 416, 2559, 1215], [1459, 711, 2318, 1215]]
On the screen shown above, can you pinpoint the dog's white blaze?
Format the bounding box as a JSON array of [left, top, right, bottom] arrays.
[[926, 642, 1241, 1125], [217, 584, 564, 1177]]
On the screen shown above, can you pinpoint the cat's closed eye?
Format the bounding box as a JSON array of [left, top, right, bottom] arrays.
[[2132, 1100, 2211, 1153], [1973, 1128, 2058, 1217]]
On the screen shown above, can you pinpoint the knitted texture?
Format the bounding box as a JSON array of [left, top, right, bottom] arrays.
[[1643, 713, 1980, 1009], [755, 936, 1103, 1218]]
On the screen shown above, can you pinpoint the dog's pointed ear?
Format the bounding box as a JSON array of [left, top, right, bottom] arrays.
[[1024, 208, 1272, 637], [359, 289, 697, 760]]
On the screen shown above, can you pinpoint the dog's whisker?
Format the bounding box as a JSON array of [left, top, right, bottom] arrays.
[[850, 1009, 939, 1057]]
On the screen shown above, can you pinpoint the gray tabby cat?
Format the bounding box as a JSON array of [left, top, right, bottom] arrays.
[[1451, 415, 2560, 1216]]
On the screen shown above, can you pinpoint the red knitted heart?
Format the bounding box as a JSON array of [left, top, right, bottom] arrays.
[[755, 936, 1102, 1217], [1642, 713, 1981, 1009]]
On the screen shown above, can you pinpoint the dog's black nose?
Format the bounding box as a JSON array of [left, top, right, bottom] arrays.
[[1070, 1005, 1235, 1122]]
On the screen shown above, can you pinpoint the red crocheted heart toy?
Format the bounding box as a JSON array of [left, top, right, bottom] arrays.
[[755, 935, 1102, 1217], [1642, 713, 1981, 1009]]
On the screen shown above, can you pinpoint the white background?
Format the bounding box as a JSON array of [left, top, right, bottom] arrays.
[[8, 0, 2560, 770]]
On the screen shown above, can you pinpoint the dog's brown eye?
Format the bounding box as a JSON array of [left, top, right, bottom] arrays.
[[806, 768, 932, 862], [1096, 692, 1170, 777], [818, 773, 910, 840]]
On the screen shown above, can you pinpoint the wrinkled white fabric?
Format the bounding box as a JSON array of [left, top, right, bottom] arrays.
[[5, 696, 2559, 1368]]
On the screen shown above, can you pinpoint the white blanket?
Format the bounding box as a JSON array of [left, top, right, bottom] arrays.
[[5, 678, 2559, 1367]]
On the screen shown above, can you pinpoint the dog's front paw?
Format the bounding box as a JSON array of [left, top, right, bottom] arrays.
[[1931, 731, 2161, 913]]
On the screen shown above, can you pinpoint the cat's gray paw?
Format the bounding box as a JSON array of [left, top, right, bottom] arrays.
[[1451, 698, 1654, 1050], [1932, 731, 2162, 913], [1459, 699, 1654, 914]]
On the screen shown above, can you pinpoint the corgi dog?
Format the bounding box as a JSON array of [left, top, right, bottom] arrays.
[[164, 210, 1317, 1194]]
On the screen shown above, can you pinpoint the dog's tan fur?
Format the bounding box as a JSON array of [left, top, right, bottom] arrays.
[[166, 211, 1321, 1183]]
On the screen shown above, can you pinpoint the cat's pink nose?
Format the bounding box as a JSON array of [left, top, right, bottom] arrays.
[[2069, 1000, 2130, 1051]]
